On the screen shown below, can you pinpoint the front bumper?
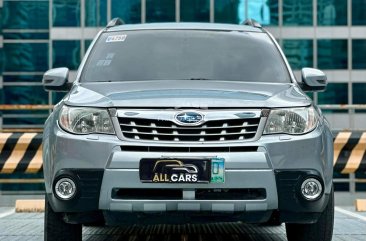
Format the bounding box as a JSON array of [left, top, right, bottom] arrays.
[[43, 122, 333, 224], [100, 169, 277, 212], [48, 168, 329, 224]]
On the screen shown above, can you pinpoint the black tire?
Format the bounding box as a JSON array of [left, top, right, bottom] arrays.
[[285, 188, 334, 241], [44, 196, 82, 241]]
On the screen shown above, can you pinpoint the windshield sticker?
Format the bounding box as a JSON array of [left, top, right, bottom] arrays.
[[96, 53, 115, 67], [106, 35, 127, 43], [106, 53, 115, 59], [96, 59, 112, 66]]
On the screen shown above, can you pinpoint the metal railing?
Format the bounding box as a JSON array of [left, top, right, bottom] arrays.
[[318, 104, 366, 110], [0, 105, 52, 131]]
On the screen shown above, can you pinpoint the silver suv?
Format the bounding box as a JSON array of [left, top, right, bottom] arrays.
[[42, 19, 334, 241]]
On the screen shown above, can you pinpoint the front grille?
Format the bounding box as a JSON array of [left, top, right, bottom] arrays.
[[118, 117, 260, 142]]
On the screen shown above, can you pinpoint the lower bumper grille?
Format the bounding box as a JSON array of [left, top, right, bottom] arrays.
[[196, 189, 266, 200], [120, 145, 258, 152], [112, 188, 266, 200]]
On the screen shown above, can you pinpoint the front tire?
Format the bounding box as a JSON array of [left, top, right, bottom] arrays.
[[44, 196, 82, 241], [285, 188, 334, 241]]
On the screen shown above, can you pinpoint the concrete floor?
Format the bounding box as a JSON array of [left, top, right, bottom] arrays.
[[0, 206, 365, 241]]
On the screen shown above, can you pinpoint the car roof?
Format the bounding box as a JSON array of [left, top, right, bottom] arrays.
[[105, 22, 264, 33]]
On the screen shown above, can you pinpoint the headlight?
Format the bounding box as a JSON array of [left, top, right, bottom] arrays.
[[59, 106, 115, 134], [263, 106, 318, 135]]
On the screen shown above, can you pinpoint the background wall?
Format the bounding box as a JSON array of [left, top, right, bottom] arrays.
[[0, 0, 365, 130]]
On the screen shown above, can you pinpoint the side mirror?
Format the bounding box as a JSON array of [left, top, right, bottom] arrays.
[[299, 68, 327, 92], [42, 67, 72, 92]]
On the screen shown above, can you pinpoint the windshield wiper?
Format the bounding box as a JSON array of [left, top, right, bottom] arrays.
[[91, 80, 114, 83], [187, 78, 211, 80]]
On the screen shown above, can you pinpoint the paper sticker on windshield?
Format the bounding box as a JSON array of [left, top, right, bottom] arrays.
[[106, 35, 127, 43]]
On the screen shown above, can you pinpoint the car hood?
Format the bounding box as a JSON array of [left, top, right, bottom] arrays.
[[64, 80, 311, 108]]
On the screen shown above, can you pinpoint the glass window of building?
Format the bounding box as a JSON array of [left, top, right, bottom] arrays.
[[3, 75, 43, 83], [3, 116, 48, 126], [112, 0, 141, 24], [3, 43, 49, 72], [85, 0, 107, 26], [353, 40, 366, 69], [85, 40, 93, 54], [0, 49, 3, 72], [283, 39, 313, 70], [0, 8, 2, 31], [306, 92, 314, 100], [352, 0, 366, 25], [318, 83, 348, 104], [181, 0, 210, 22], [318, 83, 348, 112], [283, 0, 313, 26], [53, 0, 80, 27], [317, 40, 348, 69], [3, 86, 49, 105], [356, 172, 366, 191], [146, 0, 175, 23], [52, 92, 67, 104], [2, 0, 49, 29], [352, 83, 366, 113], [317, 0, 347, 26], [53, 41, 81, 70], [4, 32, 49, 40], [352, 83, 366, 104], [333, 173, 350, 191], [215, 0, 245, 24], [247, 0, 279, 26], [1, 85, 49, 126]]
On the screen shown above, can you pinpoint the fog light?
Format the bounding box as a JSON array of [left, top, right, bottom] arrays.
[[301, 178, 322, 200], [55, 178, 76, 200]]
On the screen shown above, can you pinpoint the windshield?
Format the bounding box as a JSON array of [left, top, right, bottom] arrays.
[[81, 30, 291, 83]]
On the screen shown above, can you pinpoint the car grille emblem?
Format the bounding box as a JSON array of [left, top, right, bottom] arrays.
[[175, 111, 204, 126]]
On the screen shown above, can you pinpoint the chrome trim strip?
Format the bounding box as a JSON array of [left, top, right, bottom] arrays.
[[121, 131, 257, 136], [120, 123, 259, 129]]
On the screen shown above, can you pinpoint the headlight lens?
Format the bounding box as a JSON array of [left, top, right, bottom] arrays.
[[263, 106, 318, 135], [59, 106, 115, 134]]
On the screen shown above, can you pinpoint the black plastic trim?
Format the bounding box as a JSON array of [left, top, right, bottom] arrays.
[[48, 169, 104, 212], [103, 210, 272, 225], [275, 169, 329, 223]]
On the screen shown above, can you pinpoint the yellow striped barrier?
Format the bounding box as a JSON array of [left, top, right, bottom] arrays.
[[0, 133, 43, 174], [0, 131, 365, 176], [333, 131, 366, 174]]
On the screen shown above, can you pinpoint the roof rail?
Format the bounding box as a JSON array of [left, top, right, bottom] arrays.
[[106, 17, 125, 28], [241, 19, 262, 28]]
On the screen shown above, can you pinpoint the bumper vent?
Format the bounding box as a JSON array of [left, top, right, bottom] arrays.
[[121, 145, 258, 152], [118, 117, 260, 142], [112, 188, 266, 200]]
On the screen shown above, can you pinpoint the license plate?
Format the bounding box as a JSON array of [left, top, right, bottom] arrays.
[[139, 158, 225, 184]]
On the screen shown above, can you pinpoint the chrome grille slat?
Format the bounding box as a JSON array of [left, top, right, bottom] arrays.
[[119, 123, 259, 129], [118, 114, 261, 142], [122, 131, 257, 136]]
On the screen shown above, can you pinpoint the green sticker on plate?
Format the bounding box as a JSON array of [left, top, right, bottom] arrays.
[[211, 157, 225, 183]]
